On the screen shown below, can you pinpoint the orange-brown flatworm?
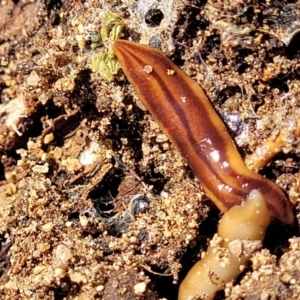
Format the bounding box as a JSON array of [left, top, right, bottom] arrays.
[[112, 39, 293, 224]]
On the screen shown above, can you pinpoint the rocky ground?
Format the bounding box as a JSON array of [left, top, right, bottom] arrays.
[[1, 0, 300, 299]]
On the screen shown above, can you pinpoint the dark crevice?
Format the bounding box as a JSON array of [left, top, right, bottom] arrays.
[[52, 275, 81, 299], [268, 74, 289, 93], [171, 0, 209, 66], [90, 167, 125, 218], [140, 163, 168, 194], [46, 0, 63, 12], [264, 220, 298, 257], [145, 9, 164, 27], [286, 32, 300, 59], [0, 162, 5, 181]]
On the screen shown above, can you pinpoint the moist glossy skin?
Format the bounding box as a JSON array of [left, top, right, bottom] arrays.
[[178, 189, 272, 300], [112, 39, 293, 224]]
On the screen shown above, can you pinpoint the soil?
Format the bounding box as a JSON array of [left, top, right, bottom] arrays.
[[1, 0, 300, 299]]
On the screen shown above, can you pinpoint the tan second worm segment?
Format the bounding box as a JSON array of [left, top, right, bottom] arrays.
[[112, 39, 293, 225]]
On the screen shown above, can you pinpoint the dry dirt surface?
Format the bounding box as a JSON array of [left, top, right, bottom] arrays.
[[1, 0, 300, 299]]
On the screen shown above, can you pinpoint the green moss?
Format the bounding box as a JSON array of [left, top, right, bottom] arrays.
[[91, 11, 124, 81], [100, 11, 124, 47], [91, 53, 120, 82]]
